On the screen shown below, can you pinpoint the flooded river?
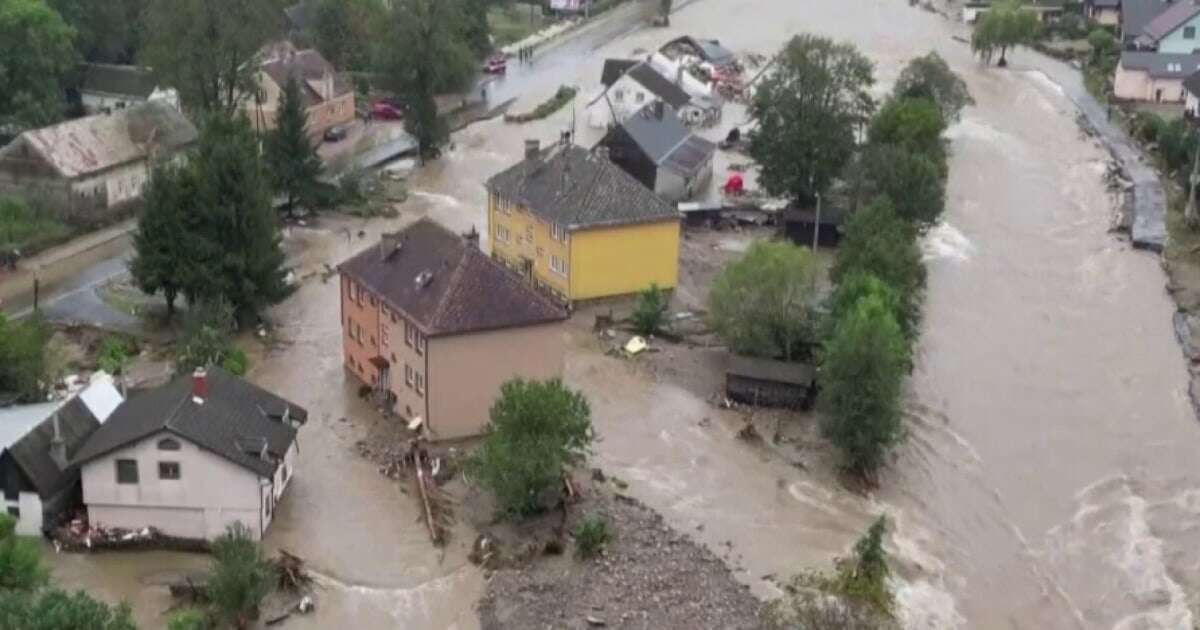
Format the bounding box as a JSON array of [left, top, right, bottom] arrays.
[[37, 0, 1200, 627]]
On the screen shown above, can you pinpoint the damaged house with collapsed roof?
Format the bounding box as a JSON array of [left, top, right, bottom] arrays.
[[0, 373, 123, 536], [338, 219, 568, 440], [0, 101, 197, 223], [72, 368, 306, 541]]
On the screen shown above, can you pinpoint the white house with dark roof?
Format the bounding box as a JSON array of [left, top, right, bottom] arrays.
[[1114, 50, 1200, 102], [1133, 0, 1200, 51], [78, 64, 180, 114], [0, 101, 197, 223], [243, 41, 355, 141], [0, 373, 122, 536], [73, 368, 306, 540], [587, 59, 711, 129]]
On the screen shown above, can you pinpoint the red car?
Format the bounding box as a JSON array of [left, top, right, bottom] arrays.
[[483, 54, 507, 74], [371, 101, 403, 120]]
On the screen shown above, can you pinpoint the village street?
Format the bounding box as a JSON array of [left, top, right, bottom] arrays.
[[34, 0, 1200, 629]]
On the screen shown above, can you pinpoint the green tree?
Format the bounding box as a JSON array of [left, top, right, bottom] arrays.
[[0, 589, 136, 630], [175, 299, 248, 376], [264, 76, 323, 214], [767, 590, 893, 630], [831, 197, 925, 337], [867, 97, 947, 174], [0, 514, 47, 591], [0, 0, 76, 130], [892, 52, 972, 122], [189, 115, 293, 325], [708, 240, 819, 362], [0, 197, 66, 253], [167, 608, 209, 630], [142, 0, 274, 113], [819, 291, 908, 481], [972, 0, 1041, 67], [858, 143, 945, 228], [469, 379, 593, 517], [460, 0, 492, 56], [826, 271, 901, 336], [311, 0, 387, 70], [748, 34, 874, 205], [130, 164, 196, 319], [48, 0, 144, 63], [1087, 28, 1116, 64], [207, 523, 270, 630], [97, 336, 132, 376], [381, 0, 478, 160], [632, 283, 669, 336], [0, 314, 49, 403]]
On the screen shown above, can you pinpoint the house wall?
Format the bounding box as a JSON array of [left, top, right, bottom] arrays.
[[81, 92, 146, 113], [1089, 6, 1120, 26], [568, 219, 680, 300], [1113, 67, 1186, 102], [4, 493, 43, 536], [426, 322, 564, 439], [1157, 15, 1200, 53], [604, 74, 660, 124], [341, 274, 384, 389], [81, 431, 265, 540], [245, 72, 355, 140], [488, 191, 572, 299], [378, 302, 428, 423]]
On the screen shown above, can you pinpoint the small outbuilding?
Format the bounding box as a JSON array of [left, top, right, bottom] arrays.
[[725, 355, 817, 410], [597, 102, 715, 202], [781, 204, 845, 248]]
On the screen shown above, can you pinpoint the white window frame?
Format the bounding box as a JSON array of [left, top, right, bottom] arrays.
[[551, 223, 567, 242], [496, 224, 510, 243], [405, 321, 415, 346], [415, 372, 424, 395], [416, 332, 426, 355], [550, 255, 568, 276], [405, 364, 414, 386]]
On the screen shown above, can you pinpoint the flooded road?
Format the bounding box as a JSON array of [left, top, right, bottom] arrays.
[[36, 0, 1200, 627]]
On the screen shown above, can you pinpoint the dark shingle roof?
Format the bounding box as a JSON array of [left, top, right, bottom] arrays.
[[627, 64, 692, 108], [615, 105, 715, 177], [8, 398, 102, 499], [338, 219, 568, 336], [72, 368, 304, 477], [1137, 0, 1200, 43], [487, 144, 679, 229], [1120, 51, 1200, 77], [79, 64, 158, 98], [601, 59, 639, 87]]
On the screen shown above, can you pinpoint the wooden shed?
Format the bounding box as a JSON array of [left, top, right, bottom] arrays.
[[724, 355, 817, 410]]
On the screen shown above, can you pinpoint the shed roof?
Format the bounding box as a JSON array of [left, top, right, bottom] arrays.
[[726, 355, 815, 386], [337, 219, 567, 336], [487, 143, 679, 229], [72, 368, 304, 478], [0, 101, 197, 179], [1119, 51, 1200, 77], [79, 64, 158, 98]]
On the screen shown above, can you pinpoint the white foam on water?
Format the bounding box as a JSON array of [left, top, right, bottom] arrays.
[[887, 510, 967, 630], [410, 190, 464, 207], [1020, 69, 1068, 99], [1111, 494, 1194, 630], [921, 222, 975, 263]]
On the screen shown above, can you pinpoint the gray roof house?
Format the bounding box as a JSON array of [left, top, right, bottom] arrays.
[[1134, 0, 1200, 49], [587, 60, 708, 130], [0, 374, 123, 536], [73, 368, 306, 540], [1114, 51, 1200, 101], [598, 102, 716, 202], [1123, 0, 1176, 44], [0, 101, 197, 223]]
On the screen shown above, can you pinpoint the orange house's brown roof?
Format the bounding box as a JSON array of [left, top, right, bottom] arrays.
[[337, 219, 568, 336]]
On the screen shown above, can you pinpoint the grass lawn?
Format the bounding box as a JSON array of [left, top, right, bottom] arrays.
[[488, 3, 550, 48]]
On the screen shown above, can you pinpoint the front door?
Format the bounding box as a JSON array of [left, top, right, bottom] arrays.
[[520, 257, 534, 281]]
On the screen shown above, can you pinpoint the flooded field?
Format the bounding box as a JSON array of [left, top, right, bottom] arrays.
[[36, 0, 1200, 628]]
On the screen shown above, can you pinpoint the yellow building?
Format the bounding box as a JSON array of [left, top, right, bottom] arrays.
[[485, 141, 680, 302]]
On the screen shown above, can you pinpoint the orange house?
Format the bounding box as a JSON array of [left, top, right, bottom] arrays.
[[336, 219, 569, 440]]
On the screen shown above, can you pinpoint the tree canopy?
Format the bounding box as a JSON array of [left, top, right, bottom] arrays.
[[972, 0, 1041, 66], [858, 143, 945, 228], [892, 52, 972, 122], [470, 378, 594, 517], [264, 76, 324, 214], [748, 34, 875, 204], [0, 314, 50, 403], [142, 0, 275, 113], [819, 290, 908, 480], [310, 0, 387, 71], [381, 0, 478, 159], [207, 523, 270, 629], [0, 0, 76, 130], [708, 240, 820, 362], [48, 0, 144, 64], [130, 115, 292, 326], [831, 197, 926, 338], [867, 97, 947, 175]]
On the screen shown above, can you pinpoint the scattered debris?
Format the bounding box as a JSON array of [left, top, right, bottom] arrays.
[[53, 516, 209, 553], [624, 336, 648, 355], [270, 549, 312, 591]]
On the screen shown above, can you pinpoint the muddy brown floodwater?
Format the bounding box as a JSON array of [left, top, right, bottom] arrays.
[[42, 0, 1200, 628]]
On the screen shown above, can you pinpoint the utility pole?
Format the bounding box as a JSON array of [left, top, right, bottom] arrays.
[[1188, 131, 1200, 228], [812, 191, 822, 251]]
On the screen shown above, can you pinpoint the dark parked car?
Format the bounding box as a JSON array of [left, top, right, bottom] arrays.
[[323, 124, 348, 142]]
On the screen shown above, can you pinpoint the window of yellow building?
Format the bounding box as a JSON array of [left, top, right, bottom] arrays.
[[550, 255, 568, 276]]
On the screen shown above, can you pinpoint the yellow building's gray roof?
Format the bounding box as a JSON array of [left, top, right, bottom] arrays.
[[486, 144, 677, 230]]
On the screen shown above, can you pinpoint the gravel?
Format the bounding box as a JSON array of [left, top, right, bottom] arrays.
[[478, 489, 764, 630]]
